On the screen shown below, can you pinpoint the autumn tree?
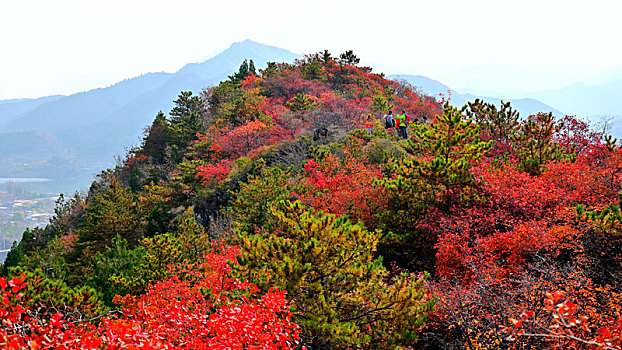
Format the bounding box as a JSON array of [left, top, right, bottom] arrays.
[[294, 151, 388, 230], [3, 267, 106, 321], [0, 249, 302, 349]]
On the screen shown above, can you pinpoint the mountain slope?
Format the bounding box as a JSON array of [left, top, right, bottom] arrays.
[[0, 95, 63, 128], [6, 40, 300, 136], [177, 39, 299, 79], [4, 73, 173, 133]]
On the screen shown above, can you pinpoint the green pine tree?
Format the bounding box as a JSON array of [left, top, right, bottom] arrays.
[[168, 91, 205, 162], [381, 103, 491, 236], [513, 112, 573, 175], [235, 201, 433, 349]]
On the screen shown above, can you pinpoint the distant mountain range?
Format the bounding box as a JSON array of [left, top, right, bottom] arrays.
[[389, 74, 564, 117], [0, 40, 300, 192], [442, 63, 583, 94], [438, 63, 622, 123], [512, 81, 622, 120], [2, 39, 621, 193], [0, 95, 64, 128]]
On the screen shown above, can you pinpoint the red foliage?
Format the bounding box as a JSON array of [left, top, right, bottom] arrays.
[[211, 120, 292, 160], [125, 154, 149, 168], [429, 139, 622, 347], [555, 115, 603, 156], [262, 68, 329, 99], [196, 159, 233, 187], [294, 149, 387, 229], [473, 159, 567, 220], [241, 72, 261, 89], [0, 248, 301, 349], [392, 84, 440, 122], [506, 290, 622, 349]]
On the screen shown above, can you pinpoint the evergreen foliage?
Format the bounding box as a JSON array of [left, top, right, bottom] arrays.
[[235, 201, 433, 348], [339, 50, 361, 66], [168, 91, 205, 161], [513, 112, 573, 175], [228, 58, 257, 84], [380, 102, 491, 238], [141, 111, 169, 164]]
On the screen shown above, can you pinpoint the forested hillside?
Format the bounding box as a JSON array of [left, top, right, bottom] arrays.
[[1, 51, 621, 349]]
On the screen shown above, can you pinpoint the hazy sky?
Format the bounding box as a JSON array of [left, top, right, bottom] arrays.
[[1, 0, 621, 99]]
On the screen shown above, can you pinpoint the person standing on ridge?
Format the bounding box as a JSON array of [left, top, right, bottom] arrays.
[[395, 109, 410, 139], [384, 110, 395, 129]]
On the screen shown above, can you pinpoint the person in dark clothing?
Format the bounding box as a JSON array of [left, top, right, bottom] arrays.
[[384, 110, 395, 129]]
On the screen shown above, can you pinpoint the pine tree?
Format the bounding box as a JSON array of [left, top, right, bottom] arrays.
[[513, 112, 572, 175], [142, 111, 169, 164], [464, 98, 520, 147], [371, 90, 391, 112], [89, 234, 146, 304], [235, 201, 433, 349], [321, 49, 333, 64], [248, 58, 256, 75], [380, 103, 491, 238], [228, 59, 256, 84], [168, 91, 205, 162], [74, 181, 143, 263], [339, 50, 360, 66]]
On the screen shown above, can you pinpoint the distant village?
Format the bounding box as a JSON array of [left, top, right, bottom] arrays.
[[0, 188, 56, 261]]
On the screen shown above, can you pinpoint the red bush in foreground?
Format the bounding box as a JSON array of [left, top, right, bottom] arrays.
[[0, 247, 301, 349]]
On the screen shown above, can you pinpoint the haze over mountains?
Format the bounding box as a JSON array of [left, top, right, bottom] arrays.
[[389, 74, 564, 118], [443, 63, 584, 94], [0, 40, 299, 192], [439, 63, 622, 121], [1, 39, 621, 193], [440, 63, 622, 136]]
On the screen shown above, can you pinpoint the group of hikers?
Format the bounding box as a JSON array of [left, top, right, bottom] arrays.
[[366, 109, 422, 139]]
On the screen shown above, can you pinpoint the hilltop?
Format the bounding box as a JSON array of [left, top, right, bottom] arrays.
[[1, 50, 622, 349]]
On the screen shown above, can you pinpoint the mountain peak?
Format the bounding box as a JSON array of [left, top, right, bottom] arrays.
[[220, 39, 299, 60], [232, 38, 260, 46], [228, 39, 281, 50], [176, 40, 300, 79]]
